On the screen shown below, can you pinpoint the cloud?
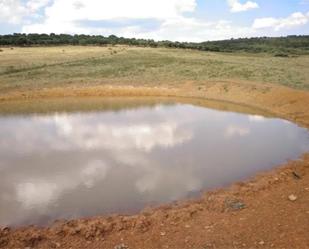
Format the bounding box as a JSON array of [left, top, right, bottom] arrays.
[[26, 0, 51, 12], [81, 160, 109, 188], [0, 110, 192, 153], [20, 0, 256, 41], [22, 16, 255, 42], [248, 115, 266, 122], [253, 12, 309, 31], [2, 0, 195, 27], [227, 0, 259, 12], [0, 0, 27, 24], [1, 0, 309, 41], [35, 0, 196, 22], [224, 125, 250, 137], [15, 159, 109, 210], [135, 17, 255, 42], [0, 0, 50, 24], [16, 181, 59, 209], [0, 105, 197, 224]]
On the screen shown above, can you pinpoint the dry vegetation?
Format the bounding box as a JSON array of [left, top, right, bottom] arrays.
[[0, 46, 309, 96]]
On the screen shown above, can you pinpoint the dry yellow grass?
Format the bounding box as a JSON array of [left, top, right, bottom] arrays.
[[0, 46, 309, 95]]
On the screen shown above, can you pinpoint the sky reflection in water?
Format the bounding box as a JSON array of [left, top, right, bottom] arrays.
[[0, 102, 308, 226]]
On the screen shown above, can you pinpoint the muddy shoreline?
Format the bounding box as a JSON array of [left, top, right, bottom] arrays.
[[1, 82, 309, 249]]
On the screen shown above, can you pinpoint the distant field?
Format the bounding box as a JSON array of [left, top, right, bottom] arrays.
[[0, 46, 309, 93]]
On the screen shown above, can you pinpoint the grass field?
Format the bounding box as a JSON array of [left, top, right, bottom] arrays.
[[0, 46, 309, 94]]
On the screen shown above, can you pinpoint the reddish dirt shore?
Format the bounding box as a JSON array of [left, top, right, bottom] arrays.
[[1, 82, 309, 249]]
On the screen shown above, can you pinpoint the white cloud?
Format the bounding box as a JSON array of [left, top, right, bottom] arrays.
[[248, 115, 266, 122], [0, 0, 50, 24], [0, 105, 196, 222], [35, 0, 196, 22], [26, 0, 50, 12], [0, 111, 192, 153], [81, 160, 109, 188], [23, 16, 255, 42], [15, 159, 110, 209], [1, 0, 308, 41], [21, 0, 197, 40], [224, 125, 250, 137], [22, 19, 92, 34], [0, 0, 27, 24], [253, 12, 309, 31], [133, 17, 255, 42], [20, 0, 256, 41], [16, 181, 59, 209], [227, 0, 259, 12]]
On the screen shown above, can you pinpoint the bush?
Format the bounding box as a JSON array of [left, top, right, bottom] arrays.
[[274, 53, 289, 57]]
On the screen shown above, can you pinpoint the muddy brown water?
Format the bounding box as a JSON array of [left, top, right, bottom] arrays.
[[0, 97, 308, 226]]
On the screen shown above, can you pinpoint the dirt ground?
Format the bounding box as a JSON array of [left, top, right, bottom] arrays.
[[1, 81, 309, 249]]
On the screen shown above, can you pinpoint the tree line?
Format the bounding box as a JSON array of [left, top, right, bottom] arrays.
[[0, 33, 309, 55]]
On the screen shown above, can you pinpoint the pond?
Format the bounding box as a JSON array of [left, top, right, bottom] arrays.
[[0, 97, 308, 226]]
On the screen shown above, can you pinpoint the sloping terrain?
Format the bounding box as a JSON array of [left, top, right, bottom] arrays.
[[0, 46, 309, 249]]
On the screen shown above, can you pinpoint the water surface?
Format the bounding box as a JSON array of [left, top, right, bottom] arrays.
[[0, 98, 308, 226]]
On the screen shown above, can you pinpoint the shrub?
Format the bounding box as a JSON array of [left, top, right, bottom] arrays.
[[274, 53, 289, 57]]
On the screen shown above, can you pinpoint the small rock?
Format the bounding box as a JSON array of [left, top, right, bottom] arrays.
[[185, 224, 190, 228], [204, 225, 212, 230], [50, 242, 61, 248], [0, 227, 10, 237], [292, 171, 301, 180], [160, 232, 166, 236], [95, 229, 100, 235], [288, 194, 297, 201], [1, 227, 10, 233], [114, 244, 128, 249], [259, 240, 265, 245], [204, 243, 213, 248], [225, 199, 246, 210]]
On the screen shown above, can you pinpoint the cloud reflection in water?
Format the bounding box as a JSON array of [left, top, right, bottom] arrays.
[[0, 103, 308, 226]]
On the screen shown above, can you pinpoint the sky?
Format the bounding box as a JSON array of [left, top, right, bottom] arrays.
[[0, 0, 309, 41]]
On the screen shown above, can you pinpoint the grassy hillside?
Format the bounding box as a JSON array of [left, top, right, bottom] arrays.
[[0, 46, 309, 94]]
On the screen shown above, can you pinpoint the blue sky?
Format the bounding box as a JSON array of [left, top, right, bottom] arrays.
[[0, 0, 309, 41]]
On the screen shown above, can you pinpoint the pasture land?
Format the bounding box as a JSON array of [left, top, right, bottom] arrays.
[[1, 46, 309, 94]]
